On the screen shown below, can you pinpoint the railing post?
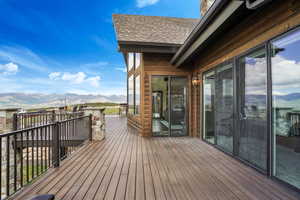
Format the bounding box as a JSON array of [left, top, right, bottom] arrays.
[[89, 114, 93, 141], [52, 122, 60, 167], [13, 113, 18, 131]]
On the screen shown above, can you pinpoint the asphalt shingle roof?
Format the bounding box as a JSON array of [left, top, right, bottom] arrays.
[[112, 14, 199, 45]]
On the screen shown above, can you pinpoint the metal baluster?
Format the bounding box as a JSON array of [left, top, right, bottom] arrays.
[[13, 134, 17, 192], [6, 136, 10, 196], [31, 129, 34, 179], [20, 131, 23, 187], [0, 137, 2, 198], [48, 125, 51, 168], [36, 128, 39, 176], [26, 131, 29, 183]]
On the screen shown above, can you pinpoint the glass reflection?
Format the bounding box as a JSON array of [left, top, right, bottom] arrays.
[[128, 75, 134, 115], [238, 48, 267, 170], [272, 29, 300, 189], [135, 75, 140, 115], [203, 71, 215, 144], [152, 76, 169, 136], [170, 77, 187, 136], [215, 63, 234, 153]]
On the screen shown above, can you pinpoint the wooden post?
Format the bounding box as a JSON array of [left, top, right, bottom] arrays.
[[89, 114, 93, 141], [52, 122, 60, 167]]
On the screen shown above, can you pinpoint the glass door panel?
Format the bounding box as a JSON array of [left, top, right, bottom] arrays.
[[238, 47, 268, 170], [203, 71, 216, 144], [170, 77, 188, 136], [152, 76, 169, 136], [271, 29, 300, 189], [215, 63, 234, 153]]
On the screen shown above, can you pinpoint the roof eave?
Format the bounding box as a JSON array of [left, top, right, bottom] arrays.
[[117, 41, 181, 54], [171, 0, 244, 67]]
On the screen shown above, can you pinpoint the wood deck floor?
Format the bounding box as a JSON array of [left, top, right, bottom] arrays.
[[12, 117, 300, 200]]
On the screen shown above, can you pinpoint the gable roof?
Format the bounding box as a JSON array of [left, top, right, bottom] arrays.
[[112, 14, 198, 46]]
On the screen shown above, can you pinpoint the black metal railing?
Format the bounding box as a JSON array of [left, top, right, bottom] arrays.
[[14, 111, 84, 130], [0, 115, 91, 199]]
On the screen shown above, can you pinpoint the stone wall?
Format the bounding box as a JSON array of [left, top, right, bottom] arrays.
[[84, 108, 105, 141]]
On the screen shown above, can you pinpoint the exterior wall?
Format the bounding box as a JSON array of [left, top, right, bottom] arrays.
[[141, 53, 192, 137], [193, 0, 300, 138]]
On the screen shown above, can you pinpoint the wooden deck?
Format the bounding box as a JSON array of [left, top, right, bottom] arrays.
[[12, 117, 299, 200]]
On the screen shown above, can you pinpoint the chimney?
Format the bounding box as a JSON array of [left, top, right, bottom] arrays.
[[201, 0, 215, 16]]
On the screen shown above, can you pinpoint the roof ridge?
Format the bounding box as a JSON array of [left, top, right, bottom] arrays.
[[112, 14, 198, 21]]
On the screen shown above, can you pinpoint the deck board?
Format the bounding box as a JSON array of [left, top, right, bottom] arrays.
[[12, 117, 300, 200]]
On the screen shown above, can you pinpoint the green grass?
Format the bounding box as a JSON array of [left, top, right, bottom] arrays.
[[22, 164, 48, 184], [104, 107, 120, 115]]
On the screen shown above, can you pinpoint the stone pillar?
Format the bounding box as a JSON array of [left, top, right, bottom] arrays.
[[0, 108, 19, 198], [83, 108, 105, 141]]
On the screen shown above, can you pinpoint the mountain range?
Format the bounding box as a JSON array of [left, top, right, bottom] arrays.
[[0, 93, 126, 109]]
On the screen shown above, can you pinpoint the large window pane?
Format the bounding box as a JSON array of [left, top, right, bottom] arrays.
[[128, 75, 134, 114], [203, 71, 215, 144], [128, 53, 134, 71], [170, 77, 188, 136], [272, 29, 300, 189], [238, 48, 268, 170], [152, 76, 169, 136], [135, 53, 141, 69], [135, 75, 140, 115], [215, 63, 234, 153]]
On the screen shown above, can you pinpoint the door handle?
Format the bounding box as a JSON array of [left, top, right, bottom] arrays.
[[240, 108, 247, 120]]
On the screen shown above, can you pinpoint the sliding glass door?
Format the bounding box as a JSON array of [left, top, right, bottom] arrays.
[[237, 47, 268, 170], [271, 29, 300, 189], [215, 62, 234, 153], [201, 28, 300, 189], [152, 76, 169, 136], [152, 76, 188, 136], [203, 71, 215, 144], [170, 77, 188, 136]]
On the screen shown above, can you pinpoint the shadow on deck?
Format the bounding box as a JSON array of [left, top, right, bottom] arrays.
[[11, 116, 299, 200]]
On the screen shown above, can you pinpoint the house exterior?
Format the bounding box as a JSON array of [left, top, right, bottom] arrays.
[[113, 0, 300, 193]]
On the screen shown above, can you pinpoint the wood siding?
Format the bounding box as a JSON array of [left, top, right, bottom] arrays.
[[193, 0, 300, 138]]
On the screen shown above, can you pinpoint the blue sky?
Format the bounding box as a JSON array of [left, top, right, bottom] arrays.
[[0, 0, 199, 96]]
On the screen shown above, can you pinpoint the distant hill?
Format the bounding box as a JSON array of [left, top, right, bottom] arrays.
[[0, 93, 126, 109]]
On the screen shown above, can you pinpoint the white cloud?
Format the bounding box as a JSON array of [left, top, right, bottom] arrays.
[[86, 76, 101, 87], [136, 0, 159, 8], [62, 72, 86, 84], [115, 67, 127, 72], [49, 72, 61, 80], [0, 45, 49, 72], [48, 71, 101, 87], [0, 62, 19, 75], [81, 61, 108, 68]]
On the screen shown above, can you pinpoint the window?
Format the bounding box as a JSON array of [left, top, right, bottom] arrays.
[[135, 53, 141, 69], [135, 75, 140, 115], [271, 28, 300, 189], [128, 75, 134, 114], [128, 53, 134, 71]]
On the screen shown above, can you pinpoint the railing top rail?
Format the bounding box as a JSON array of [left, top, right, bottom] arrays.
[[0, 122, 55, 137], [0, 115, 90, 137], [57, 115, 89, 124]]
